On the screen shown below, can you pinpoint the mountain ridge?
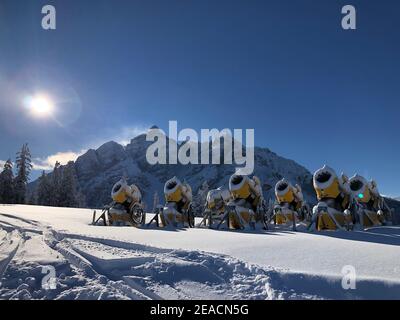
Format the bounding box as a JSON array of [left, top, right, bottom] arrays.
[[31, 130, 317, 209]]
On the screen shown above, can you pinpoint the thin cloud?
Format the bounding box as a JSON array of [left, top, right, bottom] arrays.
[[32, 151, 85, 171], [31, 125, 149, 172], [98, 125, 148, 146]]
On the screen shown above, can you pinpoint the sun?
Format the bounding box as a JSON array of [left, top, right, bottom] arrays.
[[27, 94, 54, 117]]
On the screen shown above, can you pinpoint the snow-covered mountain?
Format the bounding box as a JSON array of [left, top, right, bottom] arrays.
[[37, 129, 315, 209]]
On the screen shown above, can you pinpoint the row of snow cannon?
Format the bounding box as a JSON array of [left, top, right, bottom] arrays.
[[94, 165, 392, 231], [98, 174, 267, 230]]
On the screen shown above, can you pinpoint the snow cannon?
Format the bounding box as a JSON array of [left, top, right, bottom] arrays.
[[160, 177, 194, 228], [310, 165, 354, 231], [164, 176, 192, 204], [111, 179, 142, 204], [313, 165, 342, 201], [198, 188, 231, 228], [229, 175, 262, 206], [349, 175, 386, 228], [349, 175, 373, 204], [206, 188, 231, 211], [96, 178, 146, 227], [273, 179, 306, 226], [226, 175, 267, 230]]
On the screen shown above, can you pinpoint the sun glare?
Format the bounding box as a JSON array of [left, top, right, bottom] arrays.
[[27, 95, 54, 117]]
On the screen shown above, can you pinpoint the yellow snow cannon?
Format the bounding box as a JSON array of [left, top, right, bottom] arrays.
[[310, 165, 354, 231], [226, 174, 267, 230], [273, 179, 308, 230], [111, 179, 142, 204], [92, 178, 146, 227], [159, 176, 194, 228], [198, 188, 231, 228], [349, 175, 388, 228]]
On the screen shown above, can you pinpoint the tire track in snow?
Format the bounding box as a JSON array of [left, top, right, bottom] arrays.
[[2, 212, 400, 299], [0, 213, 41, 227], [0, 215, 162, 300], [1, 214, 272, 299], [0, 219, 43, 235], [42, 228, 160, 299], [45, 230, 161, 300], [0, 230, 23, 283]]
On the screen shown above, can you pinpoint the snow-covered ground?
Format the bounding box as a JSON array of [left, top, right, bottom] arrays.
[[1, 204, 400, 300]]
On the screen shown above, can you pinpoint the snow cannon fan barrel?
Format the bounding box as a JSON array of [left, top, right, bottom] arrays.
[[313, 165, 341, 200], [229, 174, 262, 201], [164, 176, 192, 204], [111, 179, 142, 204], [275, 179, 295, 204], [206, 188, 231, 209], [349, 175, 372, 203]]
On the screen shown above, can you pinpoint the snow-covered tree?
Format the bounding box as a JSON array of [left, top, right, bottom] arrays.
[[14, 144, 33, 204], [33, 161, 86, 208], [58, 162, 82, 208], [36, 171, 53, 206], [25, 188, 37, 205], [50, 161, 62, 206], [0, 159, 15, 204], [75, 191, 86, 208]]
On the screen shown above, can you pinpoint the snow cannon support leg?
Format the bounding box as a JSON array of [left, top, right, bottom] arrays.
[[92, 207, 109, 226], [292, 210, 297, 231], [216, 210, 230, 230], [92, 210, 97, 225], [257, 204, 269, 230], [197, 210, 210, 228], [147, 209, 160, 228]]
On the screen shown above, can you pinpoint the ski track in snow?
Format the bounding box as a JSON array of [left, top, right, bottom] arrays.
[[0, 207, 400, 300], [0, 214, 277, 300]]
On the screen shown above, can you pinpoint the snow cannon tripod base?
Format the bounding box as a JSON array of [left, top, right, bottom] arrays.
[[147, 203, 195, 228], [92, 202, 146, 227]]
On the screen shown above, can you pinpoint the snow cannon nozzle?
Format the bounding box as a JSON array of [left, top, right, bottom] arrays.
[[230, 175, 244, 186], [276, 179, 289, 192], [165, 176, 181, 192], [112, 182, 122, 194], [315, 171, 332, 184], [350, 178, 364, 192]]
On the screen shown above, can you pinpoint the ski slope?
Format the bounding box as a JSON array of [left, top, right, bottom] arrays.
[[1, 205, 400, 300]]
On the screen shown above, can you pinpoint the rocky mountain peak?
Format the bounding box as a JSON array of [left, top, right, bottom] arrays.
[[32, 132, 316, 209]]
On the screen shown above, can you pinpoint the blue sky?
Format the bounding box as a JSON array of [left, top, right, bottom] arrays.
[[0, 0, 399, 196]]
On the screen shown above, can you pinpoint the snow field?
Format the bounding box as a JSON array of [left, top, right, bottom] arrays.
[[0, 205, 400, 299]]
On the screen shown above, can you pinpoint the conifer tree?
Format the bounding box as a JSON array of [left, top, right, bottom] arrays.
[[36, 171, 52, 206], [0, 159, 15, 204], [50, 161, 62, 206], [14, 144, 33, 204], [59, 163, 80, 207]]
